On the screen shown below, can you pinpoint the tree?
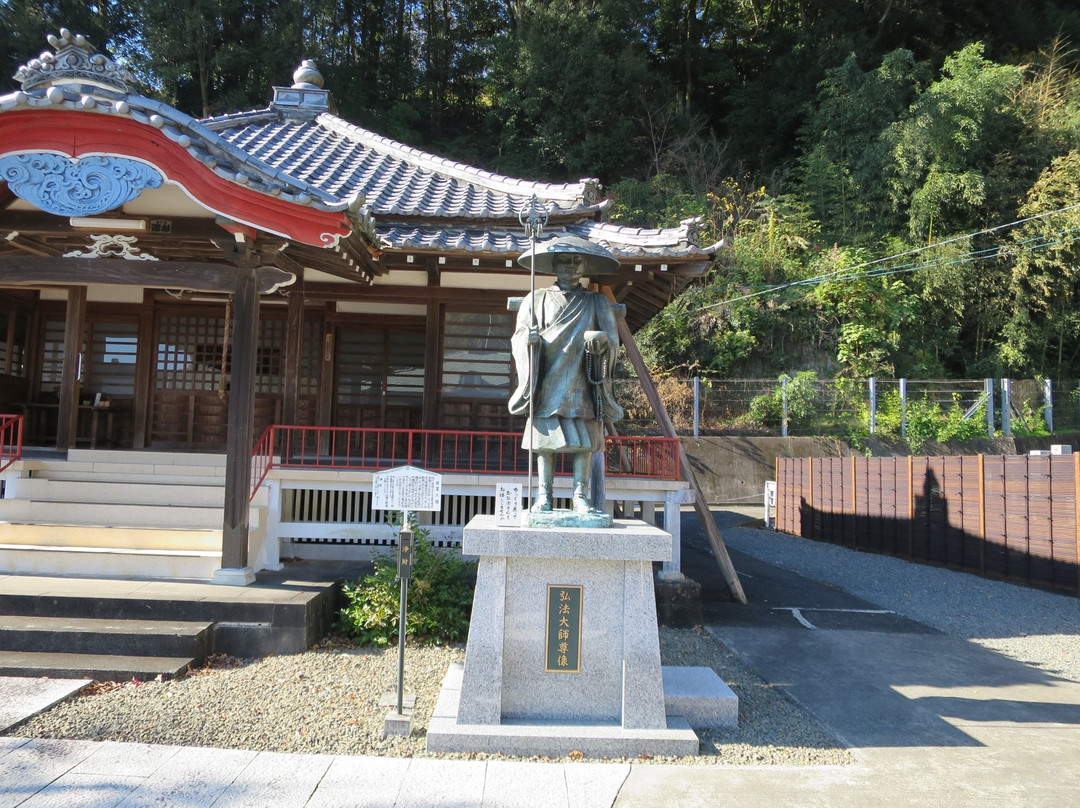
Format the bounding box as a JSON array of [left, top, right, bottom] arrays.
[[796, 49, 925, 244], [1001, 149, 1080, 377], [0, 0, 137, 93], [885, 43, 1025, 241], [486, 0, 661, 181]]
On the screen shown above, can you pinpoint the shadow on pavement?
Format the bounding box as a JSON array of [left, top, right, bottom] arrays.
[[681, 509, 1080, 749]]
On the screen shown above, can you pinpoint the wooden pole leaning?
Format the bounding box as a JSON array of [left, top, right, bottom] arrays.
[[602, 287, 747, 604]]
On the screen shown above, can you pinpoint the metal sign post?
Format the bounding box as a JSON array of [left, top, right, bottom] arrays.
[[372, 465, 442, 737], [395, 516, 413, 717]]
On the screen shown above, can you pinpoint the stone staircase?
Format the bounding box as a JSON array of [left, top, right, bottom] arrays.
[[0, 568, 345, 681], [0, 614, 212, 681], [0, 450, 269, 581]]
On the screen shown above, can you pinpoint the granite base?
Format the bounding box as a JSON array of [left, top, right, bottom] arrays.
[[426, 663, 700, 758], [429, 516, 711, 758]]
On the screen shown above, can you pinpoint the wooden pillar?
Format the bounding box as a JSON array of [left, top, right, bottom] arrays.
[[282, 275, 305, 426], [316, 303, 335, 427], [217, 267, 260, 584], [132, 291, 154, 449], [422, 300, 443, 429], [56, 285, 86, 450]]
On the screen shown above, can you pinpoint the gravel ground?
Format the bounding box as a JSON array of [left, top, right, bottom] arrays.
[[8, 627, 850, 766], [12, 521, 1076, 764], [722, 525, 1080, 684]]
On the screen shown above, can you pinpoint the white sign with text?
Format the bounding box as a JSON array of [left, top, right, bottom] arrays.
[[495, 482, 523, 526], [372, 465, 442, 512]]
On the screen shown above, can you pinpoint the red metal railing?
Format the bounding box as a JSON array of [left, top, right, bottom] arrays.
[[0, 415, 23, 474], [250, 425, 680, 499], [250, 424, 276, 500]]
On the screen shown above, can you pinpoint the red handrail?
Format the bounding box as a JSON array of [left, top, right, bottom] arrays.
[[250, 425, 680, 499], [249, 423, 275, 501], [0, 415, 23, 475]]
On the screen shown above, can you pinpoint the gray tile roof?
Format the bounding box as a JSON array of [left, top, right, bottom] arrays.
[[377, 220, 722, 261], [5, 32, 718, 263], [200, 106, 723, 259], [204, 110, 606, 221]]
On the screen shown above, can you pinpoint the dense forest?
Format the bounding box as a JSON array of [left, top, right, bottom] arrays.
[[5, 1, 1080, 381]]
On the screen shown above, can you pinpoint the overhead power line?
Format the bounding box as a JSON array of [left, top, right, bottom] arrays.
[[676, 201, 1080, 317]]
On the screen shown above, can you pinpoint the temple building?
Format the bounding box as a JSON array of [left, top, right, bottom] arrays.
[[0, 30, 719, 584]]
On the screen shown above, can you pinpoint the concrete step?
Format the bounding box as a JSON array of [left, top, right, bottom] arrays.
[[0, 615, 213, 660], [0, 543, 222, 580], [0, 502, 231, 530], [4, 478, 227, 507], [0, 523, 223, 551], [0, 650, 194, 681], [30, 470, 229, 486], [66, 449, 228, 468], [0, 572, 341, 658]]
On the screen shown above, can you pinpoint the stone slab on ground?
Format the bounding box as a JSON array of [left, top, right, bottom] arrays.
[[427, 663, 700, 759], [662, 665, 738, 729], [0, 676, 90, 731]]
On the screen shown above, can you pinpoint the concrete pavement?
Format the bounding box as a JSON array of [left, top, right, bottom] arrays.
[[2, 508, 1079, 806]]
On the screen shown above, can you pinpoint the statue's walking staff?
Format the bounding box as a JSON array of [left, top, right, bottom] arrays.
[[518, 195, 548, 515]]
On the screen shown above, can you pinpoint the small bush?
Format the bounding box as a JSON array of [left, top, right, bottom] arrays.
[[1011, 399, 1050, 437], [748, 371, 820, 431], [337, 520, 476, 647]]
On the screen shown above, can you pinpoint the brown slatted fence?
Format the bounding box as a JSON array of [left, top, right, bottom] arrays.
[[776, 454, 1080, 595]]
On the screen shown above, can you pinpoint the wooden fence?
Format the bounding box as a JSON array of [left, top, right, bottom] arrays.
[[775, 454, 1080, 594]]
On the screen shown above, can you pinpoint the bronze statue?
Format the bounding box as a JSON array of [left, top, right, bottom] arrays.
[[510, 236, 624, 521]]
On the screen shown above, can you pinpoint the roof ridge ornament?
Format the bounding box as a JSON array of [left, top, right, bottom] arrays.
[[292, 60, 324, 89], [15, 28, 135, 93], [272, 59, 334, 119]]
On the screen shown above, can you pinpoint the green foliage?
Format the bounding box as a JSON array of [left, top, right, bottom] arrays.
[[747, 372, 820, 431], [1010, 399, 1051, 438], [1002, 149, 1080, 377], [337, 520, 476, 647], [874, 392, 988, 452], [11, 4, 1080, 381], [811, 246, 917, 377], [797, 49, 925, 244], [487, 0, 659, 181], [885, 43, 1027, 241]]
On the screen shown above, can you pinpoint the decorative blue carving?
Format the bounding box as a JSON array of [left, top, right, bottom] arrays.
[[0, 153, 163, 216]]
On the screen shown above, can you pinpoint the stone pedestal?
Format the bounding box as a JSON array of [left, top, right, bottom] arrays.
[[426, 515, 700, 758]]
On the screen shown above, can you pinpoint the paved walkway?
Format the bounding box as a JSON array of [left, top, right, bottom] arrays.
[[2, 509, 1079, 807]]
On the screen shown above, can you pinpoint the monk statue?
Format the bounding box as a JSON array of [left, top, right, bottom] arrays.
[[509, 235, 624, 525]]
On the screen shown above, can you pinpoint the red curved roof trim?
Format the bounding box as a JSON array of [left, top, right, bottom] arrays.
[[0, 110, 352, 247]]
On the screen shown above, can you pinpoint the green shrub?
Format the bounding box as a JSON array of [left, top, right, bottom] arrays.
[[937, 399, 987, 443], [1011, 399, 1050, 437], [748, 371, 820, 431], [337, 519, 476, 647]]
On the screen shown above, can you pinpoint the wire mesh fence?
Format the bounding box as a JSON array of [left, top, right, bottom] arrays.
[[613, 375, 1080, 441]]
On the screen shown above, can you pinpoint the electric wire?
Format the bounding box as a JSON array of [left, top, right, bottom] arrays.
[[677, 202, 1080, 316]]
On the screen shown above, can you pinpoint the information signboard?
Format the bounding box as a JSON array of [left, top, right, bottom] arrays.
[[372, 465, 442, 512]]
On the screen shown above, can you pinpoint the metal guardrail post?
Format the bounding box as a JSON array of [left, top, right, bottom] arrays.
[[693, 376, 700, 438], [985, 378, 995, 437], [1044, 378, 1054, 433], [899, 378, 907, 438], [781, 375, 789, 438], [1001, 379, 1012, 437], [868, 377, 877, 435]]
